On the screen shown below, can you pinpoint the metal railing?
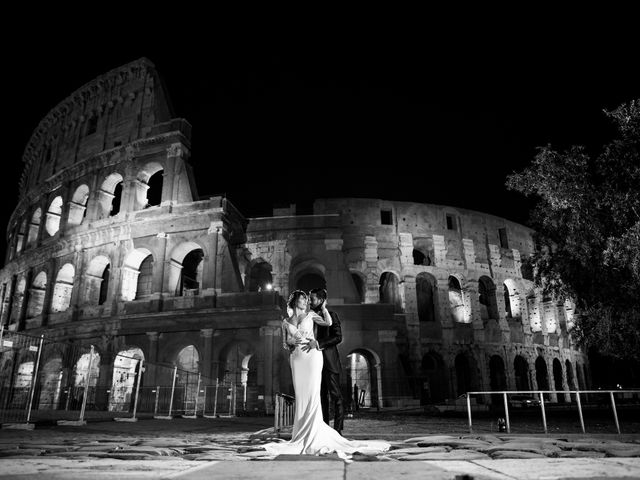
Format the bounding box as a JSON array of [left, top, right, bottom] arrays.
[[274, 393, 295, 432], [464, 389, 640, 434]]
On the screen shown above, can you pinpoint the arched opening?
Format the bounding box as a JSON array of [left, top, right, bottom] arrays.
[[85, 256, 110, 306], [296, 272, 326, 292], [553, 358, 564, 402], [489, 355, 507, 391], [179, 249, 204, 295], [146, 170, 164, 207], [38, 356, 63, 410], [98, 173, 124, 219], [535, 356, 549, 394], [45, 196, 64, 236], [420, 352, 447, 404], [478, 276, 499, 321], [347, 349, 381, 409], [136, 162, 164, 209], [67, 184, 90, 226], [514, 355, 530, 391], [109, 348, 144, 412], [351, 272, 365, 303], [71, 349, 100, 410], [51, 263, 74, 312], [16, 219, 26, 254], [448, 276, 469, 323], [379, 271, 402, 313], [416, 272, 436, 322], [121, 249, 154, 301], [565, 359, 575, 390], [454, 353, 473, 397], [27, 208, 42, 246], [218, 341, 256, 412], [27, 272, 47, 318], [248, 261, 273, 292], [413, 249, 431, 266], [176, 345, 201, 415], [11, 361, 34, 408]]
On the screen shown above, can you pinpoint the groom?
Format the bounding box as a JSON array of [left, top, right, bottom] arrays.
[[302, 288, 345, 435]]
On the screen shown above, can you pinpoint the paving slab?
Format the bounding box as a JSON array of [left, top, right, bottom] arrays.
[[167, 460, 345, 479], [474, 458, 640, 479]]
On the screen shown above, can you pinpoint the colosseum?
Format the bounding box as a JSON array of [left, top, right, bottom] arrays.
[[0, 58, 589, 418]]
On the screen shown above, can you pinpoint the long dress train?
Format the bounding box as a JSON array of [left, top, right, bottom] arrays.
[[262, 313, 390, 457]]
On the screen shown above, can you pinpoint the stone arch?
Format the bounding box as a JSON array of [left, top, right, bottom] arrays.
[[45, 196, 63, 236], [553, 358, 564, 402], [290, 257, 327, 293], [416, 272, 437, 322], [70, 348, 101, 410], [503, 279, 521, 319], [67, 184, 90, 226], [535, 356, 549, 392], [136, 161, 164, 209], [85, 256, 110, 306], [448, 275, 470, 323], [565, 359, 575, 390], [11, 359, 35, 408], [478, 276, 499, 321], [514, 355, 530, 390], [168, 242, 205, 296], [26, 271, 47, 318], [420, 351, 447, 403], [98, 172, 124, 218], [51, 263, 74, 312], [121, 248, 154, 301], [350, 271, 365, 304], [109, 347, 145, 412], [454, 351, 478, 397], [489, 355, 507, 391], [218, 340, 256, 387], [347, 348, 382, 409], [247, 259, 273, 292], [15, 218, 27, 254], [27, 208, 42, 246], [379, 271, 402, 313], [37, 355, 63, 410]]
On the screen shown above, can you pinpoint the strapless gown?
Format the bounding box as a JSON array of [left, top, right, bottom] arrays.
[[262, 312, 390, 457]]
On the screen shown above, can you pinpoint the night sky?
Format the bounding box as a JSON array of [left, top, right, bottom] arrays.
[[3, 34, 639, 259]]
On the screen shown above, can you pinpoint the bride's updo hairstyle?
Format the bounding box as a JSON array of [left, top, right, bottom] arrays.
[[287, 289, 308, 310]]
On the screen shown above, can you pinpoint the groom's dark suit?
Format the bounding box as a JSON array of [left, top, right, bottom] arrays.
[[314, 308, 344, 433]]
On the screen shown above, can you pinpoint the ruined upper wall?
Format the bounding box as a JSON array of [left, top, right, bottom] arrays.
[[19, 57, 176, 195]]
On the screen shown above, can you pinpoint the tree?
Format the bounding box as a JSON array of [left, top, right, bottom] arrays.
[[506, 99, 640, 366]]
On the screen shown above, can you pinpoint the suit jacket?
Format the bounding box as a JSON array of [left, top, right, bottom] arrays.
[[315, 309, 343, 374]]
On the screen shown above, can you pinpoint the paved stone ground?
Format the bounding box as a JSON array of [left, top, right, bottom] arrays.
[[0, 415, 639, 478]]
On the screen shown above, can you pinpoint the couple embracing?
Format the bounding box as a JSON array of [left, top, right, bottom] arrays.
[[262, 288, 389, 458]]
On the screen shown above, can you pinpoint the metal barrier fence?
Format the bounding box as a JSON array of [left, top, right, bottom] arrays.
[[464, 389, 640, 435], [0, 328, 264, 427], [274, 392, 295, 432]]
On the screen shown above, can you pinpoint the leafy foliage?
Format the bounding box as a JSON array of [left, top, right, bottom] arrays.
[[506, 100, 640, 361]]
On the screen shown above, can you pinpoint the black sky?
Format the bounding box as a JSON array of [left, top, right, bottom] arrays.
[[3, 30, 639, 259]]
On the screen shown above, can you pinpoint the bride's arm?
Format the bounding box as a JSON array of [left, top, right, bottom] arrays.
[[311, 305, 332, 326], [282, 320, 296, 349]]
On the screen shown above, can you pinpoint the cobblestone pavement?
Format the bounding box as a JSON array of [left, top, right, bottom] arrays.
[[0, 416, 639, 478]]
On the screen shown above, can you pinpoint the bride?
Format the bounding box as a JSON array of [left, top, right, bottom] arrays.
[[262, 290, 390, 457]]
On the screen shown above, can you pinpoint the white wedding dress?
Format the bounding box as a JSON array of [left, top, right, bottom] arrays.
[[262, 312, 390, 457]]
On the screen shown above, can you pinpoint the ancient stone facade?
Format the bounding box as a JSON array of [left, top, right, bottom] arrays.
[[0, 58, 589, 413]]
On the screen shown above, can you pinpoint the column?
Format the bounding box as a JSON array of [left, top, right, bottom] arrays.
[[260, 325, 277, 414]]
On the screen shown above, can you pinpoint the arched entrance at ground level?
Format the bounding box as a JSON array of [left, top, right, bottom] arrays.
[[454, 352, 478, 398], [346, 349, 381, 410], [420, 352, 447, 404], [565, 360, 575, 390], [176, 345, 201, 416], [10, 360, 34, 408], [489, 355, 507, 391], [535, 356, 549, 399], [514, 355, 530, 391], [70, 350, 101, 411], [108, 348, 144, 412], [218, 341, 260, 413], [38, 356, 63, 410], [553, 358, 565, 402]]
